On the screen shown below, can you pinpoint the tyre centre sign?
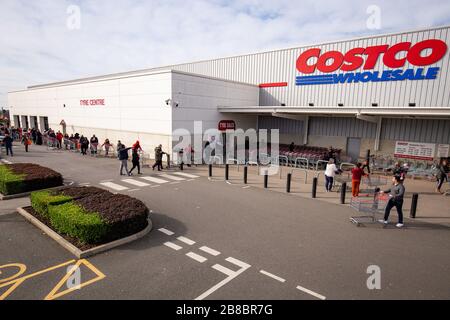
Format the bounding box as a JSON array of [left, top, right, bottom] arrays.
[[80, 99, 105, 106], [295, 39, 448, 85]]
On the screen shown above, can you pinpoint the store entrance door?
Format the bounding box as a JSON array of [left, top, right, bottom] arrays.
[[346, 137, 361, 163]]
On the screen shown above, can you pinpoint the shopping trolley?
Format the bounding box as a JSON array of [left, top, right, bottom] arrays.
[[350, 193, 390, 226]]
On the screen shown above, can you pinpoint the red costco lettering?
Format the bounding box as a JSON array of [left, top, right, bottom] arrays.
[[296, 39, 447, 74]]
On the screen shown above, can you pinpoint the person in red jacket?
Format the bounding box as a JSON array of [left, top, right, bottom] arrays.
[[351, 163, 366, 197], [56, 131, 63, 149]]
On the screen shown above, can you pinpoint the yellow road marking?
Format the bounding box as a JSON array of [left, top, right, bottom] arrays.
[[0, 263, 27, 283], [45, 259, 106, 300], [0, 259, 106, 300]]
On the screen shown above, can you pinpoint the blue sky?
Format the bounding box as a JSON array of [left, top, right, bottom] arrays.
[[1, 0, 450, 108]]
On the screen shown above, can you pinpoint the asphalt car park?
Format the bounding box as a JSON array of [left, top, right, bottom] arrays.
[[1, 146, 450, 300]]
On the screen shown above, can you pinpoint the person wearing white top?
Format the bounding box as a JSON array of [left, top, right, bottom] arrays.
[[324, 159, 338, 192]]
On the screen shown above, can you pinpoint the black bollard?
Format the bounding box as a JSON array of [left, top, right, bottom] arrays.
[[312, 177, 318, 198], [340, 182, 347, 204], [225, 164, 229, 181], [244, 166, 248, 184], [180, 162, 184, 171], [410, 193, 419, 218], [287, 173, 292, 193], [264, 173, 269, 189], [209, 164, 212, 178]]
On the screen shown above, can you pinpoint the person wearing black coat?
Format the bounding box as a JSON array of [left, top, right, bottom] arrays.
[[129, 148, 141, 175], [3, 134, 13, 156], [436, 160, 449, 194], [80, 136, 89, 155]]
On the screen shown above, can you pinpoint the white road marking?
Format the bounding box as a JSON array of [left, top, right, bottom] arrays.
[[158, 174, 186, 181], [1, 159, 12, 164], [100, 179, 114, 183], [177, 236, 196, 245], [226, 257, 251, 269], [127, 189, 140, 192], [212, 264, 235, 277], [199, 246, 221, 256], [151, 185, 161, 188], [122, 179, 150, 187], [296, 285, 326, 300], [169, 182, 181, 185], [186, 252, 207, 263], [260, 270, 286, 283], [164, 242, 183, 251], [100, 182, 129, 191], [172, 172, 200, 179], [242, 186, 251, 189], [158, 228, 175, 236], [141, 176, 169, 184], [196, 257, 251, 300], [79, 183, 91, 186]]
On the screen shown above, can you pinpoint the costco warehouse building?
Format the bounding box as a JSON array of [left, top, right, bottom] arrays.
[[7, 25, 450, 161]]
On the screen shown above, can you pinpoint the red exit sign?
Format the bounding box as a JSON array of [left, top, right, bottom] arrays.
[[80, 99, 105, 106]]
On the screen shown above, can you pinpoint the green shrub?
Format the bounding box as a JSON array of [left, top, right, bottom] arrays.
[[30, 190, 73, 218], [0, 165, 25, 195], [48, 202, 110, 244]]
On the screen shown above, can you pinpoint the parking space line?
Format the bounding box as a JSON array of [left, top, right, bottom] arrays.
[[164, 242, 183, 251], [122, 179, 150, 187], [296, 285, 326, 300], [212, 264, 235, 277], [260, 270, 286, 283], [141, 176, 169, 184], [177, 236, 196, 245], [100, 182, 129, 191], [172, 172, 200, 179], [186, 252, 207, 263], [158, 174, 186, 181], [158, 228, 175, 236], [199, 246, 221, 256]]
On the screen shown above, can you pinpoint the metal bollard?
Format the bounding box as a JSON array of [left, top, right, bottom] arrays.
[[244, 166, 248, 184], [209, 164, 212, 178], [287, 173, 292, 193], [225, 164, 229, 181], [264, 173, 269, 189], [312, 177, 318, 198], [340, 182, 347, 204], [410, 193, 419, 218]]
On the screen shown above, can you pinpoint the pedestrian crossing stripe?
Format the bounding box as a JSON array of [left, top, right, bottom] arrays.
[[141, 176, 169, 184], [158, 174, 186, 181], [172, 172, 200, 179], [100, 182, 129, 191], [122, 179, 150, 187]]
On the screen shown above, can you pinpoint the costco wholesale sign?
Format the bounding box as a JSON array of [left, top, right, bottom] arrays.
[[394, 141, 436, 161], [296, 39, 447, 85]]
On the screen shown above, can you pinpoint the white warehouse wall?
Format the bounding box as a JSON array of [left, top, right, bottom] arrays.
[[8, 70, 260, 158], [172, 72, 259, 133]]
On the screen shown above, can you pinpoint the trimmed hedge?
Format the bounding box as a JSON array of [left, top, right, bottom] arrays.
[[0, 165, 25, 195], [0, 164, 63, 195], [30, 190, 72, 218], [48, 202, 110, 244], [30, 186, 149, 245]]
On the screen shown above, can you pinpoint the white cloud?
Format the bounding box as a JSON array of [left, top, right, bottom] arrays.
[[1, 0, 450, 107]]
